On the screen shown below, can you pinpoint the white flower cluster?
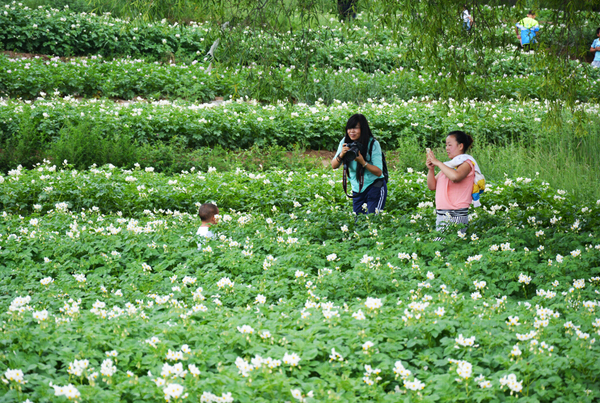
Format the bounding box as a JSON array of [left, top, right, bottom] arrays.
[[583, 301, 597, 313], [100, 358, 117, 378], [160, 362, 187, 379], [4, 368, 27, 384], [217, 277, 234, 289], [393, 361, 412, 380], [518, 273, 531, 285], [32, 309, 49, 323], [466, 255, 483, 264], [403, 377, 425, 391], [73, 273, 86, 283], [475, 374, 492, 389], [362, 364, 382, 385], [530, 339, 554, 354], [352, 309, 366, 320], [9, 295, 32, 313], [200, 391, 234, 402], [262, 255, 276, 270], [536, 289, 556, 299], [235, 355, 282, 377], [145, 336, 161, 348], [365, 297, 383, 310], [510, 345, 522, 357], [163, 383, 187, 401], [40, 276, 54, 286], [295, 270, 307, 278], [473, 280, 486, 290], [50, 383, 81, 400], [449, 359, 472, 380], [499, 373, 523, 393], [362, 341, 374, 353], [237, 325, 254, 334], [181, 276, 196, 285], [290, 389, 314, 402], [282, 352, 301, 367], [455, 334, 478, 348], [67, 359, 93, 378], [516, 330, 537, 341], [329, 348, 343, 362]]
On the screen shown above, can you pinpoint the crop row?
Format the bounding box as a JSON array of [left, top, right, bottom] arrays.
[[0, 161, 598, 227], [1, 3, 599, 73], [2, 53, 599, 103], [1, 97, 598, 150], [1, 164, 599, 402]]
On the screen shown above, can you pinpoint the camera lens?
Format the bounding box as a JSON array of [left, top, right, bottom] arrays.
[[342, 142, 360, 164]]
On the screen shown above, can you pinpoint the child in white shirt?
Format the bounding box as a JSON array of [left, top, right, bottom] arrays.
[[197, 203, 218, 242]]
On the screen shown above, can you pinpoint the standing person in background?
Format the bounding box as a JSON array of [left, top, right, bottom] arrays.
[[426, 131, 485, 238], [338, 0, 357, 20], [331, 114, 387, 215], [590, 27, 600, 68], [516, 11, 540, 51], [462, 5, 473, 32]]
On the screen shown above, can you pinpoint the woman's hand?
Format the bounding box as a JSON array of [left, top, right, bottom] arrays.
[[426, 150, 435, 170], [426, 150, 441, 168], [332, 144, 350, 170], [339, 144, 350, 158], [355, 151, 382, 176], [355, 151, 366, 167], [426, 151, 437, 190]]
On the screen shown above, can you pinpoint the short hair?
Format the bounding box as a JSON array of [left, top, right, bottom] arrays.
[[597, 27, 600, 35], [198, 203, 219, 221], [448, 131, 474, 152], [528, 10, 535, 16]]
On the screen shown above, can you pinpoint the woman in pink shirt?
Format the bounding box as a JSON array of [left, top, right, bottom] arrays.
[[426, 131, 475, 236]]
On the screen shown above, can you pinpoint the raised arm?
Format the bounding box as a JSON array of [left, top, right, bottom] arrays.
[[427, 165, 437, 191], [331, 143, 349, 170], [427, 151, 472, 183]]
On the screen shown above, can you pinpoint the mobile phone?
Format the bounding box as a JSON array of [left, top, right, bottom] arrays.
[[426, 148, 431, 153]]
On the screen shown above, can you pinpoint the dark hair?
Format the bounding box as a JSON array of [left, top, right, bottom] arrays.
[[596, 27, 600, 35], [344, 114, 373, 159], [448, 131, 474, 152], [463, 4, 468, 11], [528, 10, 535, 16], [198, 203, 219, 221]]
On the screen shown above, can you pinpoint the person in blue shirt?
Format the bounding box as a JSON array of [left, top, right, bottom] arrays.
[[516, 11, 540, 51], [590, 27, 600, 68], [331, 114, 387, 215]]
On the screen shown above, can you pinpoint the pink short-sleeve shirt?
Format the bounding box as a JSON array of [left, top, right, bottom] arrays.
[[435, 161, 474, 210]]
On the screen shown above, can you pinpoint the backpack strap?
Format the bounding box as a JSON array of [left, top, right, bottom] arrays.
[[367, 137, 388, 183], [367, 137, 375, 162]]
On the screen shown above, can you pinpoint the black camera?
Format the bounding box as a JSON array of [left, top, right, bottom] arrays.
[[342, 142, 361, 164]]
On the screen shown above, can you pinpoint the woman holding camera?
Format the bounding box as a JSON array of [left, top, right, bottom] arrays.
[[331, 114, 387, 214]]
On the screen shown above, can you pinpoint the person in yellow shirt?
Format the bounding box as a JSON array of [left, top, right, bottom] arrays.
[[516, 11, 540, 52]]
